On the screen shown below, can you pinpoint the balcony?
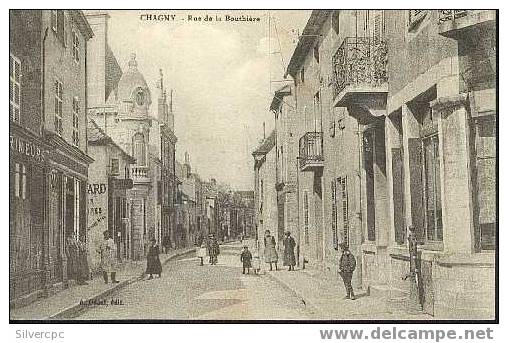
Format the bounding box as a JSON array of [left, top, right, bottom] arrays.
[[299, 132, 324, 172], [438, 10, 496, 38], [130, 165, 150, 184], [331, 37, 388, 108]]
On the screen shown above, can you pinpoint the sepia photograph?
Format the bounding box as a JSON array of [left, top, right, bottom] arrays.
[[8, 9, 497, 323]]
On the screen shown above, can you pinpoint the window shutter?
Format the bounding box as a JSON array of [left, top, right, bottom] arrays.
[[408, 137, 425, 242], [392, 147, 406, 244], [331, 179, 337, 249]]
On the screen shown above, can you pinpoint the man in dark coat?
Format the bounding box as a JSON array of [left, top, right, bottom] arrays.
[[338, 242, 356, 300], [240, 245, 252, 274], [146, 238, 162, 279], [207, 235, 220, 265], [283, 231, 296, 271]]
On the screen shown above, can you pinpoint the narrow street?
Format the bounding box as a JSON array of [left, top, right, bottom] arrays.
[[75, 243, 316, 320]]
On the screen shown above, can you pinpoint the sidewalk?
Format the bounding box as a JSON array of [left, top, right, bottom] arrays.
[[10, 247, 195, 320], [265, 264, 432, 320]]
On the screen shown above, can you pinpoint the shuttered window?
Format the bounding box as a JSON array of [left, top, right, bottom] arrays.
[[331, 180, 338, 249], [421, 109, 443, 242], [132, 133, 146, 166], [303, 191, 309, 244], [54, 80, 63, 135], [338, 176, 349, 246], [72, 97, 79, 147], [10, 55, 21, 123], [364, 130, 376, 241], [472, 115, 496, 250]]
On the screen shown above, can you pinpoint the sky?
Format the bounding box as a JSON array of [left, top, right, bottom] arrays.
[[105, 10, 311, 190]]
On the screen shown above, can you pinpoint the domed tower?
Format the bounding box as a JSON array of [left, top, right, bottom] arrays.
[[117, 53, 152, 117], [107, 53, 154, 261]]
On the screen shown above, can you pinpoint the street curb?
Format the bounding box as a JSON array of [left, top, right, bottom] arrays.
[[48, 248, 195, 319], [264, 271, 323, 318]]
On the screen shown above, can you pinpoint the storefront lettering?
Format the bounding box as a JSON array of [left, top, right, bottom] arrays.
[[88, 215, 106, 229], [87, 183, 107, 195], [9, 135, 44, 163]]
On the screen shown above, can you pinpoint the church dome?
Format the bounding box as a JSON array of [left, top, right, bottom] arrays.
[[117, 53, 151, 107]]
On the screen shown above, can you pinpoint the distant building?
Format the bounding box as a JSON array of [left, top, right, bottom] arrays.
[[252, 130, 278, 256], [271, 84, 299, 260]]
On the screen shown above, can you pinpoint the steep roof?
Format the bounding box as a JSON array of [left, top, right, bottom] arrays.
[[284, 10, 331, 78], [87, 119, 136, 163], [252, 129, 276, 156]]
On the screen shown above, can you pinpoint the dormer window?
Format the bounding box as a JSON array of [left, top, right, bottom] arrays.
[[135, 88, 145, 106]]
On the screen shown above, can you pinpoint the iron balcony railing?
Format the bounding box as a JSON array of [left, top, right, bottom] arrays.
[[299, 132, 324, 170], [438, 10, 469, 23], [332, 37, 388, 99], [130, 165, 150, 183]]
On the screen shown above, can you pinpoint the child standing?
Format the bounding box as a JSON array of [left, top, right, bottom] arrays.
[[197, 243, 207, 266], [240, 245, 252, 274], [252, 252, 261, 275]]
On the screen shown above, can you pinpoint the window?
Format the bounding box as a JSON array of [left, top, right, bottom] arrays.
[[74, 179, 80, 239], [338, 177, 349, 246], [13, 163, 27, 200], [471, 115, 496, 250], [54, 80, 63, 135], [51, 10, 57, 31], [421, 109, 442, 242], [132, 133, 146, 166], [14, 163, 20, 198], [331, 180, 338, 249], [300, 67, 305, 84], [313, 92, 321, 131], [391, 111, 406, 245], [10, 55, 21, 123], [363, 130, 376, 241], [111, 158, 120, 175], [303, 191, 309, 244], [72, 31, 80, 63], [370, 10, 384, 43], [72, 97, 79, 146], [51, 10, 66, 44], [332, 11, 340, 35], [313, 44, 320, 64]]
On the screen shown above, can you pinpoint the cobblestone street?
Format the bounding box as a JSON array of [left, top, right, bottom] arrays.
[[75, 243, 315, 320]]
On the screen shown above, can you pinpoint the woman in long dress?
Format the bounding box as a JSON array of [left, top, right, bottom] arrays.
[[146, 238, 162, 279], [263, 230, 278, 271]]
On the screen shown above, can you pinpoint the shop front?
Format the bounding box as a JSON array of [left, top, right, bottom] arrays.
[[9, 128, 48, 305], [45, 133, 92, 291]]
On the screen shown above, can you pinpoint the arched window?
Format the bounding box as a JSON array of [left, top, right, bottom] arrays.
[[132, 133, 146, 166]]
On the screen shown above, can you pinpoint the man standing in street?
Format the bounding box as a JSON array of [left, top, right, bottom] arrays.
[[338, 242, 356, 300], [99, 230, 119, 284]]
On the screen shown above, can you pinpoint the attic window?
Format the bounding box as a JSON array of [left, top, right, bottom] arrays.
[[314, 44, 320, 64]]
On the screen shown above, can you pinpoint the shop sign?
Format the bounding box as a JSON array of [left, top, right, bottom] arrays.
[[9, 134, 44, 163]]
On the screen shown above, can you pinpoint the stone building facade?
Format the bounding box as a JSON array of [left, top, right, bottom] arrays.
[[9, 10, 94, 306], [87, 119, 135, 272], [271, 85, 300, 260], [265, 10, 496, 318]]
